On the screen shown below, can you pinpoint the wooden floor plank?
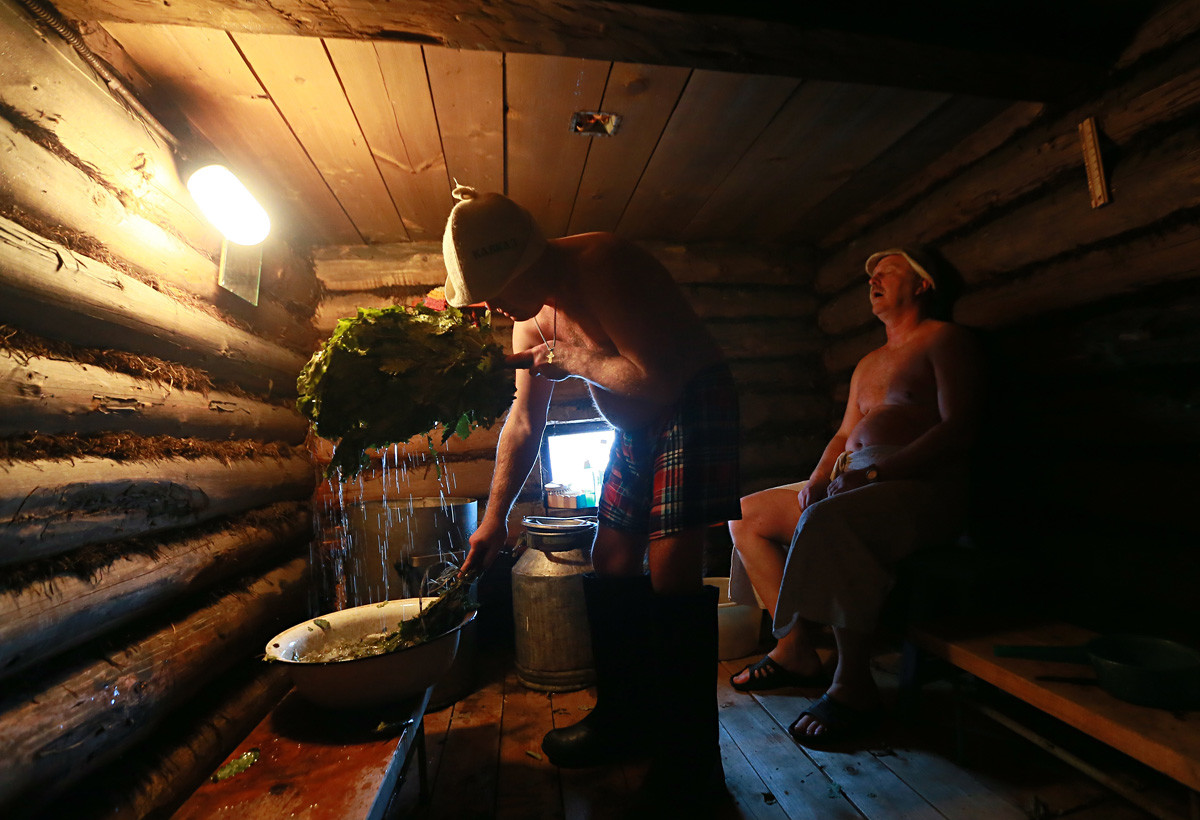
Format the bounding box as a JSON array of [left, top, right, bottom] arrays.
[[852, 680, 1030, 820], [718, 721, 793, 820], [551, 686, 638, 820], [743, 685, 945, 820], [417, 655, 506, 819], [715, 667, 862, 820], [928, 690, 1166, 820], [497, 668, 564, 820], [390, 698, 454, 816], [744, 697, 936, 819]]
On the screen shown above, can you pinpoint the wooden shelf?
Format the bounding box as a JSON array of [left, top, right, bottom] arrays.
[[911, 620, 1200, 794]]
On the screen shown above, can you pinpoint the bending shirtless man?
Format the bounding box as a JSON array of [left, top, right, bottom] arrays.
[[443, 185, 739, 811], [728, 247, 982, 747]]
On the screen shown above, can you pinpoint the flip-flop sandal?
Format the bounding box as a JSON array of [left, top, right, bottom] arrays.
[[730, 655, 829, 692], [788, 693, 884, 748]]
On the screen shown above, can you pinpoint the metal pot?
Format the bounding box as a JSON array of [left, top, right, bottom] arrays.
[[994, 633, 1200, 709], [341, 497, 477, 605]]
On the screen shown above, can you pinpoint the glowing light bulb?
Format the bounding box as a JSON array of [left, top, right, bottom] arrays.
[[186, 164, 271, 245]]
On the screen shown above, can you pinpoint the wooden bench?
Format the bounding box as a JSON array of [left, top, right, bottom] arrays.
[[172, 686, 430, 819], [910, 620, 1199, 820]]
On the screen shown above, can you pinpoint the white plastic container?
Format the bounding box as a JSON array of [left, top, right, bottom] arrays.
[[704, 576, 763, 660]]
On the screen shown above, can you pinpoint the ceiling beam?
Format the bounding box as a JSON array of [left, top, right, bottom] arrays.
[[43, 0, 1147, 100]]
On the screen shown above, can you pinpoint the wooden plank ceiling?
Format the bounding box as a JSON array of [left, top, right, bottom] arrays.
[[53, 0, 1156, 250]]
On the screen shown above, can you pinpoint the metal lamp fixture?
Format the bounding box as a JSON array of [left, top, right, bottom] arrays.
[[185, 163, 271, 245], [184, 161, 271, 305]]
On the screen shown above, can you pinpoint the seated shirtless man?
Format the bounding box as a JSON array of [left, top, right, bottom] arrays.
[[728, 246, 983, 747]]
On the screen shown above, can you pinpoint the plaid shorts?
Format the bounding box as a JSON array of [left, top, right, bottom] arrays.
[[598, 363, 741, 540]]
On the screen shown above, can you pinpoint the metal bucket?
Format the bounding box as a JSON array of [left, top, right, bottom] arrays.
[[341, 497, 477, 605], [512, 518, 597, 692]]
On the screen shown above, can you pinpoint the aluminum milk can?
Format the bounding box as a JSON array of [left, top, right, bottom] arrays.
[[511, 516, 597, 691]]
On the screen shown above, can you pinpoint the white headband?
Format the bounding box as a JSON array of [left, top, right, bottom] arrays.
[[864, 249, 936, 289]]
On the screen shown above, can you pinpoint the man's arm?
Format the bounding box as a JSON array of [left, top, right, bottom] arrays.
[[799, 363, 866, 510], [526, 236, 714, 404], [461, 320, 555, 574]]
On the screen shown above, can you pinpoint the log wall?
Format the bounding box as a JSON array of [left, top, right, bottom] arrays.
[[0, 2, 319, 816], [811, 13, 1200, 639]]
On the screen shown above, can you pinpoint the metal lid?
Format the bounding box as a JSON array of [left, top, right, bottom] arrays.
[[522, 516, 597, 535]]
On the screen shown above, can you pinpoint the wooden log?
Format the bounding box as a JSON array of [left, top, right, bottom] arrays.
[[312, 240, 812, 292], [0, 449, 314, 565], [709, 319, 825, 361], [314, 292, 414, 334], [740, 435, 828, 489], [0, 216, 307, 395], [683, 284, 817, 320], [0, 0, 212, 249], [0, 349, 308, 442], [313, 242, 445, 291], [950, 123, 1200, 279], [2, 2, 321, 318], [729, 358, 822, 392], [815, 41, 1200, 294], [64, 665, 293, 820], [1116, 0, 1200, 69], [983, 282, 1200, 376], [259, 241, 321, 315], [0, 501, 310, 679], [313, 455, 503, 508], [956, 220, 1200, 330], [823, 116, 1200, 335], [307, 423, 504, 468], [0, 555, 309, 811], [808, 98, 1041, 248], [818, 279, 882, 337], [651, 241, 812, 286], [0, 115, 313, 352], [740, 391, 829, 434]]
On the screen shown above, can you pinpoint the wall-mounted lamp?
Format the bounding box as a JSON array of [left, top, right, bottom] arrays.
[[186, 164, 271, 245], [184, 162, 270, 305]]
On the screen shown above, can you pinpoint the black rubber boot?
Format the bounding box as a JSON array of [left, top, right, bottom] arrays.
[[630, 584, 728, 818], [541, 573, 657, 768]]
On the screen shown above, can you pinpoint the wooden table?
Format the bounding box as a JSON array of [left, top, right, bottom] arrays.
[[910, 621, 1199, 819], [173, 686, 430, 820]]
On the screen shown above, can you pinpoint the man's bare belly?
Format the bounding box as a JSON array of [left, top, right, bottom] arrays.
[[846, 403, 940, 451], [590, 386, 669, 432], [587, 355, 723, 432]]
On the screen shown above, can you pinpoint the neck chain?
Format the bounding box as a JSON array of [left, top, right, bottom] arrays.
[[532, 307, 557, 363]]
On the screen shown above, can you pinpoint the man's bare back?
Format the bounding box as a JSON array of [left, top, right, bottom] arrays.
[[514, 233, 723, 431]]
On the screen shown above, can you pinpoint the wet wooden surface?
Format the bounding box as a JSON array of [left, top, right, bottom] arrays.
[[172, 687, 429, 820]]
